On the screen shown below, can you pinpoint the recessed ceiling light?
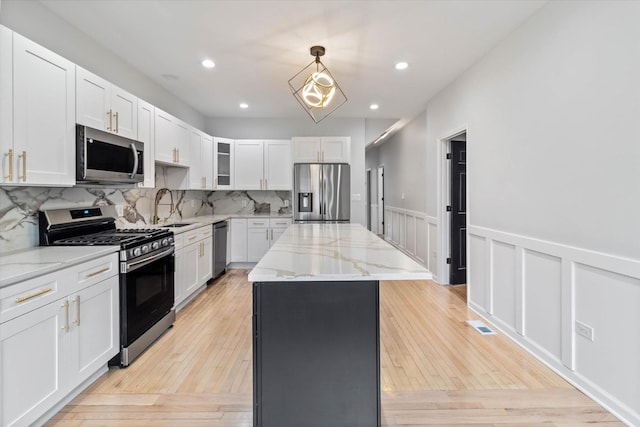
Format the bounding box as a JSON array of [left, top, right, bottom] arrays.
[[370, 104, 379, 110], [239, 103, 249, 109], [395, 62, 408, 70], [201, 59, 215, 69]]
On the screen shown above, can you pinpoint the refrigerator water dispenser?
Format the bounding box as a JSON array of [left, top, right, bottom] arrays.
[[298, 193, 313, 212]]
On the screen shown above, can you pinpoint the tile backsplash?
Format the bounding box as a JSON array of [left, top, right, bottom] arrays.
[[0, 167, 290, 253]]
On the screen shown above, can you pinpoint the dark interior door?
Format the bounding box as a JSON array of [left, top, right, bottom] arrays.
[[449, 140, 467, 284]]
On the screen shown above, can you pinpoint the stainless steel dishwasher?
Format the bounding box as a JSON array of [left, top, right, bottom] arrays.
[[212, 220, 228, 279]]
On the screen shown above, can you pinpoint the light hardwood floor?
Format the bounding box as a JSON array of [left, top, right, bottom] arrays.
[[46, 270, 622, 426]]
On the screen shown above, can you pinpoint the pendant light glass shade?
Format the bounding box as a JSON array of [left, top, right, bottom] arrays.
[[288, 46, 347, 123]]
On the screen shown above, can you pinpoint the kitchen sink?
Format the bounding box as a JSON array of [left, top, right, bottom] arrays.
[[162, 223, 193, 228]]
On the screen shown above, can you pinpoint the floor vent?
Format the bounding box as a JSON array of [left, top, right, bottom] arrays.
[[467, 319, 497, 335]]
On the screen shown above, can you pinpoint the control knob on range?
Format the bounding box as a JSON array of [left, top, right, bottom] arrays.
[[151, 241, 160, 250], [161, 238, 168, 247], [141, 244, 150, 254], [133, 247, 142, 257]]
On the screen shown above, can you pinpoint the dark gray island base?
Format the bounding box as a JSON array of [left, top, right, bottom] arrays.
[[253, 280, 380, 427]]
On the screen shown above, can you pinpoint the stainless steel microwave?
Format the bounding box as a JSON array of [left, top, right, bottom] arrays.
[[76, 125, 144, 184]]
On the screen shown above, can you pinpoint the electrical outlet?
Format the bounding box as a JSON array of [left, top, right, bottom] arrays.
[[575, 320, 594, 341], [115, 205, 124, 216], [190, 200, 196, 208], [351, 194, 361, 201], [284, 199, 289, 207], [401, 193, 405, 200]]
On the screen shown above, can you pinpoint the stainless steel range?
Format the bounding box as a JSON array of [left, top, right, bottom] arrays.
[[39, 205, 175, 367]]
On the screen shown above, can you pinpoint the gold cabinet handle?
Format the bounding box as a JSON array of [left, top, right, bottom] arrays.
[[61, 300, 70, 332], [115, 111, 119, 133], [264, 179, 268, 189], [177, 149, 180, 163], [86, 267, 109, 278], [72, 296, 80, 326], [15, 287, 52, 303], [107, 109, 113, 131], [188, 235, 197, 241], [260, 178, 263, 189], [18, 151, 26, 181], [4, 149, 14, 181]]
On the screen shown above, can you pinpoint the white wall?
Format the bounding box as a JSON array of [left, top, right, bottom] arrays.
[[207, 117, 367, 226], [0, 0, 205, 129], [425, 1, 640, 424]]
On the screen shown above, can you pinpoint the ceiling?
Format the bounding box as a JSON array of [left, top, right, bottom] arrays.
[[39, 0, 547, 122]]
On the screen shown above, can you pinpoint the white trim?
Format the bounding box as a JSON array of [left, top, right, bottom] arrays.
[[468, 225, 640, 426]]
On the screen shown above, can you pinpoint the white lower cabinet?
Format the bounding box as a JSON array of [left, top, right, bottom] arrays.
[[241, 218, 292, 263], [230, 218, 248, 263], [0, 253, 119, 427], [174, 225, 212, 310]]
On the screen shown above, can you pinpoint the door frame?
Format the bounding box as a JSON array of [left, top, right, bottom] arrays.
[[437, 125, 468, 288], [366, 168, 372, 231], [377, 165, 384, 237]]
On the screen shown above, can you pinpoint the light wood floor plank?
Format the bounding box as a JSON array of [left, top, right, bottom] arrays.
[[44, 270, 621, 426]]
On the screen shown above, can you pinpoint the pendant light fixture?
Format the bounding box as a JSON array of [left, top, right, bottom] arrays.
[[288, 46, 347, 123]]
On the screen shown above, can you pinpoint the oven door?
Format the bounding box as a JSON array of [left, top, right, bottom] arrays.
[[120, 247, 175, 347]]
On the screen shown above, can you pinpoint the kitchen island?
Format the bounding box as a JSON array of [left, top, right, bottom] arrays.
[[248, 223, 431, 427]]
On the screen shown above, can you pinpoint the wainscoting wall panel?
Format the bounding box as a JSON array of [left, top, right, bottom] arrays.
[[383, 206, 436, 274], [468, 225, 640, 426], [524, 250, 562, 361]]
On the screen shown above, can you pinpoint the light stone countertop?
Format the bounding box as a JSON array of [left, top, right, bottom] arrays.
[[152, 213, 293, 235], [0, 246, 120, 288], [248, 223, 433, 282]]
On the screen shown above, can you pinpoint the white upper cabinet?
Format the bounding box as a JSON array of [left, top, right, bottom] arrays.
[[292, 136, 350, 163], [188, 130, 213, 190], [0, 26, 76, 187], [234, 140, 264, 190], [264, 139, 292, 190], [213, 137, 234, 190], [154, 108, 189, 167], [234, 139, 292, 190], [76, 66, 137, 139], [137, 99, 155, 188]]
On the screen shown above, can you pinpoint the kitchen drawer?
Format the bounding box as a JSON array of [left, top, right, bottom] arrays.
[[270, 218, 292, 228], [248, 218, 270, 228], [1, 271, 63, 324], [75, 253, 119, 290], [184, 224, 211, 244]]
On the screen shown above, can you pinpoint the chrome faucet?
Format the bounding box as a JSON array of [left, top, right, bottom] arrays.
[[152, 188, 174, 225]]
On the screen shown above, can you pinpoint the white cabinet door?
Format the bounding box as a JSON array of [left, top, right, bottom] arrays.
[[247, 226, 270, 262], [321, 137, 350, 163], [1, 26, 14, 181], [198, 238, 213, 285], [7, 31, 75, 186], [234, 140, 264, 190], [214, 137, 234, 189], [110, 86, 137, 139], [202, 134, 213, 190], [69, 276, 119, 386], [76, 67, 110, 132], [0, 299, 67, 427], [76, 67, 137, 139], [292, 137, 321, 163], [183, 242, 200, 297], [154, 109, 175, 164], [230, 218, 248, 262], [264, 139, 292, 190], [188, 129, 203, 189], [137, 99, 155, 188], [175, 120, 190, 165]]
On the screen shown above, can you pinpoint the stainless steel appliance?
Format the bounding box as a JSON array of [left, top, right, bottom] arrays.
[[293, 163, 350, 222], [39, 205, 175, 367], [76, 125, 144, 184], [212, 220, 228, 279]]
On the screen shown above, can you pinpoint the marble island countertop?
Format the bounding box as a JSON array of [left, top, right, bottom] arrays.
[[130, 213, 293, 235], [248, 223, 432, 282], [0, 246, 119, 288]]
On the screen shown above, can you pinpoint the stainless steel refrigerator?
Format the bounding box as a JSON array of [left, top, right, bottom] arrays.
[[293, 163, 350, 222]]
